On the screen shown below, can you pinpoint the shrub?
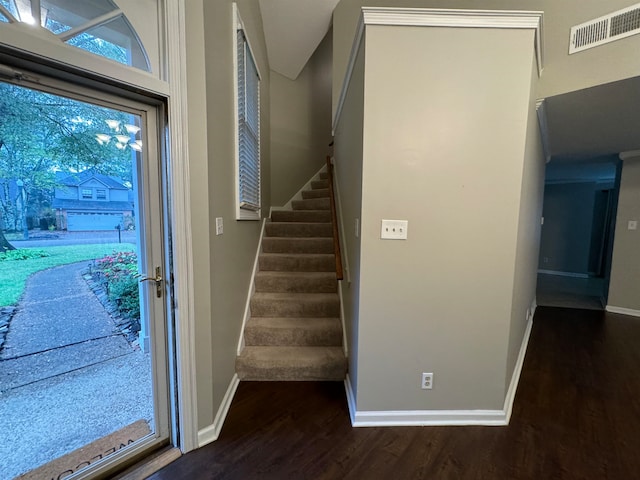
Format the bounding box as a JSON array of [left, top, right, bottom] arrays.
[[108, 275, 141, 323], [0, 249, 50, 261], [95, 250, 140, 322]]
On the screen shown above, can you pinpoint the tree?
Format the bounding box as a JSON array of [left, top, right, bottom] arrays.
[[0, 81, 138, 247]]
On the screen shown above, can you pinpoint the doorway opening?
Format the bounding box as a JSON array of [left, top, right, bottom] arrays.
[[0, 70, 171, 479], [537, 157, 621, 310]]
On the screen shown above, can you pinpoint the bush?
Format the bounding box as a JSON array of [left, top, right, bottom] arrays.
[[108, 275, 141, 323], [95, 250, 140, 322], [0, 249, 49, 261]]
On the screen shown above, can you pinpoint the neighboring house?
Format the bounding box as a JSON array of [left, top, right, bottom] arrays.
[[52, 170, 134, 232]]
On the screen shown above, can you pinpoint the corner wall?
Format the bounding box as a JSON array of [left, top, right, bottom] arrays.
[[334, 38, 366, 404], [339, 22, 539, 414], [270, 29, 333, 206], [608, 157, 640, 312], [506, 56, 546, 391]]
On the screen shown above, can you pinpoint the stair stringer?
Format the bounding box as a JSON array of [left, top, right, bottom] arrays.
[[237, 217, 268, 355]]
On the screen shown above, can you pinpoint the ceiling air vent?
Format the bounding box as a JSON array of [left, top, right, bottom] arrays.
[[569, 3, 640, 54]]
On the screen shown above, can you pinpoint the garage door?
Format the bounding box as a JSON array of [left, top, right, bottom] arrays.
[[67, 212, 124, 231]]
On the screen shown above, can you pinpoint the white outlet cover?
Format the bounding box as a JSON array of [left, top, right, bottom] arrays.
[[216, 217, 223, 235], [381, 219, 408, 240], [628, 220, 638, 231]]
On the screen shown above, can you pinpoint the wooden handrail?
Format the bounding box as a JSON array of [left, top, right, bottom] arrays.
[[326, 156, 344, 281]]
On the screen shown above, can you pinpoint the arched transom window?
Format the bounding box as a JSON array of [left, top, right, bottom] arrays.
[[0, 0, 150, 71]]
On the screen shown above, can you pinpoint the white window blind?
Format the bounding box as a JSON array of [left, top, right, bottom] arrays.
[[236, 25, 261, 219]]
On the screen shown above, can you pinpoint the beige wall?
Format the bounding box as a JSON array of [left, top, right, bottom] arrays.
[[184, 0, 214, 429], [270, 29, 333, 206], [185, 0, 271, 430], [334, 38, 366, 402], [333, 0, 640, 115], [506, 56, 546, 389], [339, 24, 539, 411], [608, 157, 640, 311]]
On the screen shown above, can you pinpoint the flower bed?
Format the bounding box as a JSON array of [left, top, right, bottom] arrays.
[[93, 251, 140, 326]]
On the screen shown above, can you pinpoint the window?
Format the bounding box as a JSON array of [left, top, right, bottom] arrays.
[[234, 4, 261, 220], [0, 0, 150, 71], [96, 188, 107, 200], [81, 188, 93, 199]]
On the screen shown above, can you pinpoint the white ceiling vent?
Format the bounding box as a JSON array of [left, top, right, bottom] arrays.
[[570, 3, 640, 54]]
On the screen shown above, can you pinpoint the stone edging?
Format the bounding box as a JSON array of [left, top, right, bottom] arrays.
[[0, 306, 17, 353]]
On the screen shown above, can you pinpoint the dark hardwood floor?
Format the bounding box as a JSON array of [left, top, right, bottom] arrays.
[[149, 307, 640, 479]]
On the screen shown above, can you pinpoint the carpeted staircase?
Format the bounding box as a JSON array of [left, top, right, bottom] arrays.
[[236, 172, 347, 381]]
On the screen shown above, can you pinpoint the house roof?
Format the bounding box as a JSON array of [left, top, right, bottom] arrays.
[[52, 198, 134, 211], [55, 169, 129, 190]]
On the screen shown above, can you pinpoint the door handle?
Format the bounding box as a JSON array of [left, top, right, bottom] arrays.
[[137, 266, 163, 298]]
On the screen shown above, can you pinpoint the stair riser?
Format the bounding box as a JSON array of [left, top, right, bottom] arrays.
[[262, 238, 333, 254], [271, 210, 331, 223], [251, 298, 340, 317], [244, 327, 342, 347], [302, 189, 329, 199], [292, 198, 330, 211], [258, 255, 335, 272], [255, 275, 337, 293], [265, 223, 332, 238], [236, 365, 346, 381], [319, 172, 328, 180], [311, 180, 329, 190]]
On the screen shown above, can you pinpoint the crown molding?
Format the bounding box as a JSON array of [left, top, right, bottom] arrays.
[[333, 7, 545, 133], [361, 7, 544, 76]]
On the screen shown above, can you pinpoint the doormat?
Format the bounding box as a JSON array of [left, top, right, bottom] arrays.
[[14, 419, 151, 480]]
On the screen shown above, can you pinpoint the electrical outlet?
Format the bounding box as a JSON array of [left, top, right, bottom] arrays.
[[215, 217, 223, 235], [421, 372, 433, 390], [381, 219, 408, 240]]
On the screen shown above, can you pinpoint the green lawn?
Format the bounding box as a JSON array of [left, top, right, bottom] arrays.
[[0, 244, 135, 307]]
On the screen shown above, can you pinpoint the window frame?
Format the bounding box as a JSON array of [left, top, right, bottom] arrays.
[[233, 3, 261, 221]]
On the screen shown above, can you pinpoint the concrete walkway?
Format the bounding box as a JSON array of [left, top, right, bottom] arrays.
[[0, 262, 153, 480]]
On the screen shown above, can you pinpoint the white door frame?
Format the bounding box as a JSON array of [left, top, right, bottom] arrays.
[[163, 0, 198, 453]]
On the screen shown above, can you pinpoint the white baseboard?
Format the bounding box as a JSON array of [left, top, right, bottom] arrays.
[[605, 305, 640, 317], [344, 374, 357, 425], [343, 301, 535, 428], [537, 269, 589, 278], [237, 218, 266, 355], [351, 408, 507, 427], [503, 314, 534, 423], [197, 374, 240, 447]]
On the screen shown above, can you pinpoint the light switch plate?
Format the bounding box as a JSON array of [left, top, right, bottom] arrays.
[[628, 220, 637, 231], [381, 219, 408, 240], [216, 217, 223, 235]]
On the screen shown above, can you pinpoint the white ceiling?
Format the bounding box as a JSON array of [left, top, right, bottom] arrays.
[[258, 0, 339, 80]]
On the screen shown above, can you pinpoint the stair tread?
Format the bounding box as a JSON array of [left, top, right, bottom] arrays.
[[268, 222, 332, 227], [255, 271, 336, 278], [260, 253, 335, 258], [245, 318, 342, 347], [252, 292, 338, 301], [238, 346, 346, 367], [247, 317, 341, 327], [236, 346, 347, 380]]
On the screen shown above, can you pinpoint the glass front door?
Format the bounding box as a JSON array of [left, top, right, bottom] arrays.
[[0, 72, 170, 479]]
